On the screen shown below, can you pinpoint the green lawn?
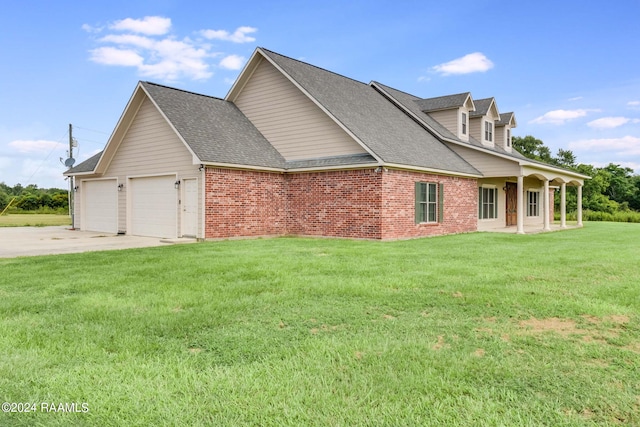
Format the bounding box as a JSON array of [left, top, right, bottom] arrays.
[[0, 213, 71, 227], [1, 223, 638, 426]]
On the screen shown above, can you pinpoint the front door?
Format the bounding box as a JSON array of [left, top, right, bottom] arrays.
[[182, 178, 198, 237], [505, 182, 517, 226]]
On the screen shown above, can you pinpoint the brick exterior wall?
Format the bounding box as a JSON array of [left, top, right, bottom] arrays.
[[205, 168, 286, 238], [381, 169, 477, 239], [286, 170, 382, 239], [204, 167, 478, 240]]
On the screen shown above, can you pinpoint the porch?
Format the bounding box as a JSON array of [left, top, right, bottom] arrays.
[[480, 221, 583, 234]]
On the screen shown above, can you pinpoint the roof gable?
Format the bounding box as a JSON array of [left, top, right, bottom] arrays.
[[415, 92, 474, 112], [245, 48, 480, 176], [140, 82, 286, 169], [470, 98, 499, 118]]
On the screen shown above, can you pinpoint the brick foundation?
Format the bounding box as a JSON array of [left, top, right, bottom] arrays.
[[204, 167, 478, 240]]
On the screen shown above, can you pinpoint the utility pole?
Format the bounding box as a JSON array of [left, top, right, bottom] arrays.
[[69, 123, 75, 229]]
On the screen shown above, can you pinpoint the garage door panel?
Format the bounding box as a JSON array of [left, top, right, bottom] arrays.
[[130, 176, 177, 238], [84, 180, 117, 233]]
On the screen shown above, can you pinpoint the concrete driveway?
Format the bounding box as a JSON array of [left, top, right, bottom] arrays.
[[0, 226, 193, 258]]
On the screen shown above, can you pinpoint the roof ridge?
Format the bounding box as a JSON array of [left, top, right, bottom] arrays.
[[370, 81, 421, 99], [259, 47, 369, 88], [141, 81, 225, 101]]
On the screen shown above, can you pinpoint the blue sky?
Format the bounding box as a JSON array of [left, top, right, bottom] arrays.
[[2, 0, 639, 189]]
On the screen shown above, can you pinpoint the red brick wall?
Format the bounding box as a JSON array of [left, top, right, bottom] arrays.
[[204, 167, 477, 240], [205, 168, 286, 238], [285, 170, 382, 239], [381, 170, 477, 239]]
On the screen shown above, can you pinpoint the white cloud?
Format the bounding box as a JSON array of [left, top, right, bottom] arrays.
[[430, 52, 494, 76], [530, 109, 599, 125], [568, 96, 583, 101], [85, 17, 257, 82], [628, 101, 640, 110], [569, 135, 640, 156], [8, 140, 66, 154], [90, 47, 144, 67], [219, 54, 245, 70], [200, 26, 257, 43], [110, 16, 171, 35], [587, 116, 640, 129], [99, 34, 156, 49]]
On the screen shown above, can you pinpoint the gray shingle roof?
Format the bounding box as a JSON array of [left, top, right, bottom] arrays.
[[259, 48, 480, 176], [497, 112, 514, 126], [415, 92, 471, 112], [469, 98, 494, 117], [141, 82, 286, 169], [64, 150, 103, 174], [371, 82, 535, 163]]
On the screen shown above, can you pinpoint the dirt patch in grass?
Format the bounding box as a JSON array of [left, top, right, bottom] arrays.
[[519, 317, 581, 336], [516, 315, 634, 349]]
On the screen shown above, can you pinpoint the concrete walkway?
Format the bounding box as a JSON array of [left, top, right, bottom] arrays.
[[0, 226, 197, 258]]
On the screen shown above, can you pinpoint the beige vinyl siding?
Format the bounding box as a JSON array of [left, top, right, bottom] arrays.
[[428, 110, 458, 136], [103, 97, 200, 235], [447, 144, 520, 177], [469, 117, 482, 143], [234, 58, 366, 160], [495, 126, 512, 152]]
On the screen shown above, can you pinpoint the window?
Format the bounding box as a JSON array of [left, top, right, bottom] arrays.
[[506, 129, 511, 147], [478, 187, 498, 219], [527, 191, 540, 216], [485, 121, 493, 142], [415, 182, 442, 223], [461, 112, 467, 135]]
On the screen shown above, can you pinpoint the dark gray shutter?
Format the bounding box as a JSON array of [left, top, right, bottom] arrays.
[[438, 183, 444, 223]]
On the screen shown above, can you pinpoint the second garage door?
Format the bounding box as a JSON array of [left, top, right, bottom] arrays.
[[130, 175, 177, 238]]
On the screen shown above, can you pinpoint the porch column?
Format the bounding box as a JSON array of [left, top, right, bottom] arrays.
[[543, 180, 551, 231], [560, 183, 567, 228], [517, 175, 525, 234], [577, 184, 583, 227]]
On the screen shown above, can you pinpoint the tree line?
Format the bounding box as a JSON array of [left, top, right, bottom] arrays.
[[512, 136, 640, 217], [0, 182, 69, 213]]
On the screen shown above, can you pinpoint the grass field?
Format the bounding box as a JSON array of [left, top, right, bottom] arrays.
[[0, 222, 638, 426], [0, 213, 71, 227]]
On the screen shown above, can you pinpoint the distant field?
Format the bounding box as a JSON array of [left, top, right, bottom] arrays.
[[0, 214, 71, 227]]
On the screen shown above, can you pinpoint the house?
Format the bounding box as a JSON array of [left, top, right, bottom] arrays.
[[64, 47, 588, 240]]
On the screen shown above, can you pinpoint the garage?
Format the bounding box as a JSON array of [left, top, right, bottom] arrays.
[[129, 175, 177, 238], [82, 179, 118, 233]]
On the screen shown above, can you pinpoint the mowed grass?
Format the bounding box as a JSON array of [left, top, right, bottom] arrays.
[[1, 223, 639, 426], [0, 214, 71, 227]]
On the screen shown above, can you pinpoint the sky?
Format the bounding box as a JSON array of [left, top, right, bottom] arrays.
[[1, 0, 640, 189]]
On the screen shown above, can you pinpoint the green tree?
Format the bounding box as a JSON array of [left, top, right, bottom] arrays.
[[512, 135, 553, 163], [603, 164, 637, 206]]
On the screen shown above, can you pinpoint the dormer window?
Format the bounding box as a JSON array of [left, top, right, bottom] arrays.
[[461, 112, 467, 135], [485, 121, 493, 142], [507, 129, 511, 147]]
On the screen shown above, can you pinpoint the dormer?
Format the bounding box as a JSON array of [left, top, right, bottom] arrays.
[[415, 92, 474, 142], [469, 98, 499, 147], [495, 112, 517, 152]]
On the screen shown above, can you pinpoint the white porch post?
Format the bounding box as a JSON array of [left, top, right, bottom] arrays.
[[577, 184, 583, 227], [560, 183, 567, 228], [517, 175, 525, 234], [543, 180, 551, 231]]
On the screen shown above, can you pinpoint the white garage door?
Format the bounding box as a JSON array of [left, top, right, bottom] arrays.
[[83, 179, 118, 233], [130, 175, 177, 238]]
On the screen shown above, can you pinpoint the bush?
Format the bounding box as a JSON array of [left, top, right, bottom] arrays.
[[557, 210, 640, 223]]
